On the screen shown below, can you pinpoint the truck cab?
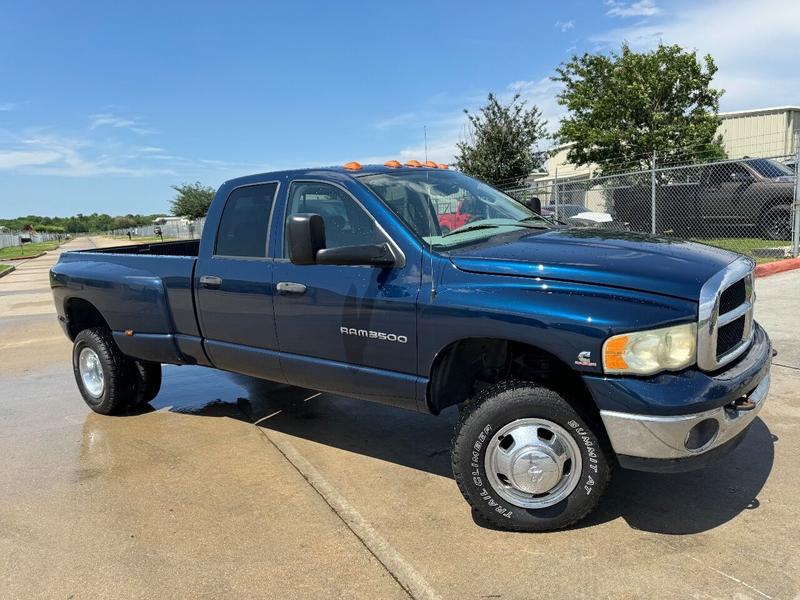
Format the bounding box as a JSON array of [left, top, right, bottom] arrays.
[[50, 162, 772, 532]]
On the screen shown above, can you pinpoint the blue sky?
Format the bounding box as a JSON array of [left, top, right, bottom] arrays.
[[1, 0, 798, 218]]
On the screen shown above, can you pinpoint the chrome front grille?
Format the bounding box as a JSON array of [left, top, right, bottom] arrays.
[[697, 257, 755, 371]]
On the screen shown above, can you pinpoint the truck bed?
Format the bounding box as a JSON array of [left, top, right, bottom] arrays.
[[51, 242, 201, 365], [87, 239, 200, 256]]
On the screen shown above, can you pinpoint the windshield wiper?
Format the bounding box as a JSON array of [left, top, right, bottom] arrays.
[[442, 219, 550, 238], [517, 216, 552, 226], [442, 223, 504, 237]]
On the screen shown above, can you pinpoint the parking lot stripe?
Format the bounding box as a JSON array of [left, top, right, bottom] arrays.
[[257, 427, 442, 600]]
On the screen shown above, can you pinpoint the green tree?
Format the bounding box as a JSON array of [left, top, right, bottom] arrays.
[[0, 213, 166, 233], [170, 182, 216, 219], [455, 93, 548, 188], [553, 43, 725, 173]]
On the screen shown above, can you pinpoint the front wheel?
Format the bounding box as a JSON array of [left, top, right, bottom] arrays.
[[452, 381, 612, 531]]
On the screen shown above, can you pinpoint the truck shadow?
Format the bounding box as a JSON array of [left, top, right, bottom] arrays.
[[148, 366, 775, 536]]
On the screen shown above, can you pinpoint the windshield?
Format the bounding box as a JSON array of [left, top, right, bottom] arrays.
[[359, 170, 549, 248], [745, 159, 794, 178]]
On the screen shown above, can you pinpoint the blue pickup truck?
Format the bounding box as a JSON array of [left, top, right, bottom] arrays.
[[50, 162, 772, 531]]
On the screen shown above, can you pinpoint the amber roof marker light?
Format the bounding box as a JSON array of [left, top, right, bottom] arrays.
[[424, 160, 438, 168], [343, 161, 362, 171], [384, 160, 402, 168], [405, 159, 422, 167], [437, 164, 449, 169]]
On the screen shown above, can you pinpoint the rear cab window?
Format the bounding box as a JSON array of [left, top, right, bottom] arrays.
[[215, 183, 278, 258]]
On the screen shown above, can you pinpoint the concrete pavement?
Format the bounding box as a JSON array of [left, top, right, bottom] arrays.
[[1, 239, 799, 599]]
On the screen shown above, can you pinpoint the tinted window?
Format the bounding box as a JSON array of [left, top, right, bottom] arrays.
[[285, 182, 384, 254], [745, 159, 793, 178], [215, 183, 277, 258], [707, 163, 748, 184]]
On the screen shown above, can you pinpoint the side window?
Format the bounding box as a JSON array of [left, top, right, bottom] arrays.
[[215, 183, 277, 258], [284, 182, 385, 254], [708, 164, 740, 184], [706, 165, 725, 184]]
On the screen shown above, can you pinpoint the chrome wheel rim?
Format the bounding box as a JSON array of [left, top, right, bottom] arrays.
[[484, 418, 582, 509], [79, 348, 105, 398], [768, 217, 789, 240]]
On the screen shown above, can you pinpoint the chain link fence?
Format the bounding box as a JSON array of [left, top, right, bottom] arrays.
[[503, 152, 800, 261], [108, 217, 206, 241], [0, 230, 64, 251]]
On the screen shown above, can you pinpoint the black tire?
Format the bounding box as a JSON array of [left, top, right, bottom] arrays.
[[760, 204, 792, 241], [72, 327, 136, 415], [452, 381, 612, 532], [129, 360, 162, 406]]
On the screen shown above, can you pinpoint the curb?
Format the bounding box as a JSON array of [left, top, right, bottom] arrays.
[[0, 265, 16, 278], [755, 257, 800, 278], [1, 251, 48, 261]]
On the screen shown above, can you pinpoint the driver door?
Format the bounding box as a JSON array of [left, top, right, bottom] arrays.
[[272, 180, 419, 409]]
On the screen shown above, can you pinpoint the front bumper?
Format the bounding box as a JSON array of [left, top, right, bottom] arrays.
[[601, 371, 769, 466], [585, 323, 772, 471]]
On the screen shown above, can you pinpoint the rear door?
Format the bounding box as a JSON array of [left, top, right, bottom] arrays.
[[195, 181, 285, 381], [699, 163, 752, 227], [271, 179, 420, 409]]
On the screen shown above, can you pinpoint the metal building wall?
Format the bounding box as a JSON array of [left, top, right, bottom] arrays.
[[718, 108, 800, 158]]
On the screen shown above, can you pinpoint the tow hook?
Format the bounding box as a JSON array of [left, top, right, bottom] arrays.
[[723, 394, 756, 418], [733, 396, 757, 412]]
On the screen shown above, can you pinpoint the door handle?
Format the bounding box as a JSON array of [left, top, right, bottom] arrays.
[[200, 275, 223, 288], [276, 281, 307, 295]]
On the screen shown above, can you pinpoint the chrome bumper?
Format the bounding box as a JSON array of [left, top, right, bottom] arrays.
[[600, 371, 770, 460]]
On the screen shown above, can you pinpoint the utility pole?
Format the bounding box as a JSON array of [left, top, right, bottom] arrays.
[[553, 167, 559, 218], [651, 150, 657, 235], [793, 131, 800, 257]]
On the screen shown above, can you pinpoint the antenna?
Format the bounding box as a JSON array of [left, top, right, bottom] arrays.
[[424, 125, 428, 163]]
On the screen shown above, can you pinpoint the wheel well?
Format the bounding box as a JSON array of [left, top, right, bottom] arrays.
[[758, 200, 792, 222], [64, 298, 109, 340], [427, 338, 599, 421]]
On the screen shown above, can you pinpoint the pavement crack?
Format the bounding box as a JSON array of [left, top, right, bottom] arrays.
[[653, 538, 773, 599], [252, 425, 442, 600], [773, 362, 799, 372]]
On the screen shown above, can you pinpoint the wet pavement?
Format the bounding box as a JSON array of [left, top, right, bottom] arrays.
[[1, 238, 800, 599]]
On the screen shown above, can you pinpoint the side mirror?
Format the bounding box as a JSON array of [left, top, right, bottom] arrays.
[[288, 213, 326, 265], [316, 243, 396, 267], [527, 196, 542, 214]]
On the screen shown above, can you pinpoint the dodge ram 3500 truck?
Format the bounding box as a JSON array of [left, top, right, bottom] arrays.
[[50, 162, 772, 531]]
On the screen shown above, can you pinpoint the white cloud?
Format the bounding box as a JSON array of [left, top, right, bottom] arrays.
[[592, 0, 800, 110], [0, 102, 19, 112], [555, 20, 575, 32], [0, 123, 267, 179], [507, 77, 565, 135], [89, 113, 157, 135], [136, 146, 165, 153], [606, 0, 661, 18], [0, 150, 61, 169], [373, 112, 418, 130]]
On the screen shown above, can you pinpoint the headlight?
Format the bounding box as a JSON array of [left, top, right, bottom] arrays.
[[602, 323, 696, 375]]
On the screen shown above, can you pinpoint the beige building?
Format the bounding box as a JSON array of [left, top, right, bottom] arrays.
[[534, 105, 800, 185], [717, 106, 800, 158]]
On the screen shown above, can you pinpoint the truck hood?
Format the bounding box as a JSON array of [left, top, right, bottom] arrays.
[[449, 228, 740, 300]]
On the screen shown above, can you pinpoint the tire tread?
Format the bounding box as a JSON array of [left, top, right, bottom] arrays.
[[452, 380, 613, 532]]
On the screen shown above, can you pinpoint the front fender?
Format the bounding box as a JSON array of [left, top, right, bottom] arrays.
[[419, 261, 698, 378]]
